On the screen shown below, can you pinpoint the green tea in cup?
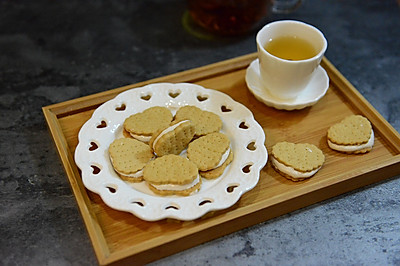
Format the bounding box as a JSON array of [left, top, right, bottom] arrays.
[[264, 35, 318, 61]]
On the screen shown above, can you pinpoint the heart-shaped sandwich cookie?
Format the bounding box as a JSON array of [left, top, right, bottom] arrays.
[[143, 154, 201, 196], [123, 106, 173, 142], [109, 138, 154, 182], [271, 141, 325, 181], [187, 132, 233, 179], [174, 105, 222, 137], [150, 120, 195, 157], [327, 115, 374, 154]]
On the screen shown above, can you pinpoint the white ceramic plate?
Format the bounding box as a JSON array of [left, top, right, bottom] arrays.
[[246, 59, 329, 110], [74, 83, 268, 221]]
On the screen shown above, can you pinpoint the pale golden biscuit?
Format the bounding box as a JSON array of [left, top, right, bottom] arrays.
[[271, 141, 325, 181], [327, 115, 374, 154], [150, 120, 195, 157], [187, 132, 231, 172], [118, 175, 144, 182], [200, 150, 234, 179], [270, 164, 309, 182], [122, 128, 132, 138], [338, 147, 372, 154], [109, 138, 154, 182], [174, 105, 222, 137], [143, 154, 201, 196], [123, 106, 173, 142]]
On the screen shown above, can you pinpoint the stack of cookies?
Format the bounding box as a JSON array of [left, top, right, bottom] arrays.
[[109, 105, 233, 196]]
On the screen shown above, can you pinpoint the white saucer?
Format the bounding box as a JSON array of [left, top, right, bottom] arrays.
[[245, 59, 330, 111]]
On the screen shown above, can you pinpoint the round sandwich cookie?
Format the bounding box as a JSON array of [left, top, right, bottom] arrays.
[[123, 106, 173, 142], [187, 132, 233, 179], [143, 154, 201, 196], [173, 105, 222, 137], [327, 115, 374, 154], [271, 141, 325, 182], [150, 120, 195, 157], [109, 138, 154, 182]]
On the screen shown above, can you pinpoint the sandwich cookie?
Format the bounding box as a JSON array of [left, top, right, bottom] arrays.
[[123, 106, 173, 142], [150, 120, 195, 157], [143, 154, 201, 196], [174, 105, 222, 137], [187, 132, 233, 179], [327, 115, 374, 154], [109, 138, 154, 182], [271, 141, 325, 181]]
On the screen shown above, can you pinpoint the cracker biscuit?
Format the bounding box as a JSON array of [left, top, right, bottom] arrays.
[[327, 115, 374, 154], [200, 150, 234, 179], [271, 141, 325, 181], [109, 138, 154, 182], [123, 106, 173, 142], [174, 105, 222, 137], [187, 132, 232, 173], [150, 120, 195, 157], [143, 154, 201, 196]]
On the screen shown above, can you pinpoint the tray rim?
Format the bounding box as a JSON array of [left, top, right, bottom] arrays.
[[43, 53, 400, 265]]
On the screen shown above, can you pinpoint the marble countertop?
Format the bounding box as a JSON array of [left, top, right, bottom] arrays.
[[1, 0, 399, 265]]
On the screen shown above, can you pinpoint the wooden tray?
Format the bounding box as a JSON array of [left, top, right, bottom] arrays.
[[43, 53, 400, 265]]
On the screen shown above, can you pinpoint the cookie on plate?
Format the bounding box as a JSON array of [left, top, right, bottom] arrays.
[[187, 132, 233, 179], [173, 105, 222, 137], [109, 138, 154, 182], [150, 120, 195, 156], [143, 154, 201, 196], [271, 141, 325, 181], [200, 151, 234, 179], [327, 115, 374, 154], [123, 106, 173, 142]]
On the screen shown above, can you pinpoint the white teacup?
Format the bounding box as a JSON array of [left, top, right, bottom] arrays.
[[256, 20, 327, 100]]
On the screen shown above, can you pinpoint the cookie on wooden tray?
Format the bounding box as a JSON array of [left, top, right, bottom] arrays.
[[271, 141, 325, 181], [150, 120, 195, 157], [109, 138, 154, 182], [123, 106, 173, 142], [327, 115, 374, 154], [143, 154, 201, 196], [187, 132, 233, 179], [174, 105, 222, 137]]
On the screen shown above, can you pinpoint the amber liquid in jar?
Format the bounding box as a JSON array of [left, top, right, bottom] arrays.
[[187, 0, 270, 35]]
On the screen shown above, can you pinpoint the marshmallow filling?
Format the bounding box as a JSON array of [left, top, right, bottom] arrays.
[[152, 120, 189, 155], [130, 133, 152, 142], [271, 156, 320, 179], [151, 175, 200, 191]]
